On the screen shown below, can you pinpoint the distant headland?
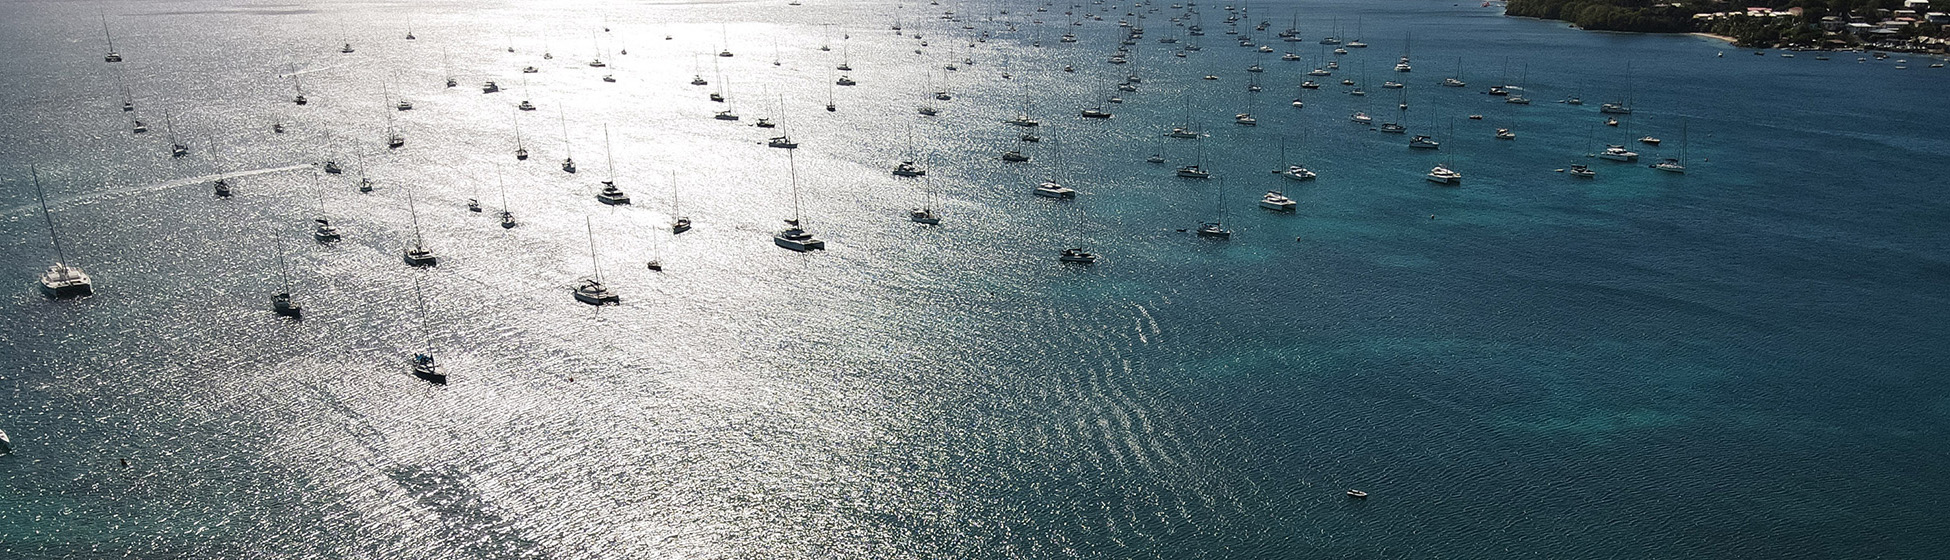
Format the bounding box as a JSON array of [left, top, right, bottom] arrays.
[[1504, 0, 1948, 53]]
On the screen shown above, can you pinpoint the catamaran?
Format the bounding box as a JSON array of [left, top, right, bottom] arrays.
[[31, 166, 94, 298], [100, 15, 122, 62], [408, 275, 445, 384], [573, 218, 621, 305], [775, 150, 826, 251], [402, 189, 438, 267], [270, 238, 302, 318], [596, 125, 630, 205]]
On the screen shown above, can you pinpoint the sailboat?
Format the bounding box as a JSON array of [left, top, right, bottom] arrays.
[[910, 180, 942, 224], [512, 108, 529, 160], [893, 126, 925, 177], [355, 148, 374, 192], [402, 188, 438, 266], [1176, 138, 1212, 179], [270, 237, 302, 317], [1060, 204, 1100, 264], [774, 150, 826, 251], [596, 125, 630, 205], [1035, 136, 1078, 198], [496, 168, 516, 228], [100, 15, 122, 62], [209, 132, 232, 198], [408, 275, 445, 384], [1277, 138, 1317, 181], [382, 87, 406, 149], [164, 112, 189, 157], [717, 75, 737, 120], [670, 171, 693, 234], [116, 69, 135, 111], [310, 170, 343, 242], [559, 108, 577, 173], [1196, 178, 1233, 238], [31, 166, 94, 298], [1426, 119, 1462, 185], [1653, 120, 1689, 173], [573, 217, 622, 305]]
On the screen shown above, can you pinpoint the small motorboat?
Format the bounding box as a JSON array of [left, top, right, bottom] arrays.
[[1346, 489, 1368, 499]]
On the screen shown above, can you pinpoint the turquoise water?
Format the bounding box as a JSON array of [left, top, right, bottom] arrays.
[[3, 0, 1948, 558]]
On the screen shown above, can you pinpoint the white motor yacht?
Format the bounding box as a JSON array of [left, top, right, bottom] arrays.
[[1281, 165, 1317, 181], [1598, 145, 1639, 162], [1409, 135, 1440, 149]]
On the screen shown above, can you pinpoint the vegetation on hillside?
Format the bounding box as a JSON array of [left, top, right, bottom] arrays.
[[1504, 0, 1914, 47]]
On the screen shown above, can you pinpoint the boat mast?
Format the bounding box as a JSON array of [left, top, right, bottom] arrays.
[[274, 235, 293, 294], [559, 108, 573, 159], [497, 167, 510, 211], [31, 166, 69, 264], [312, 169, 328, 217], [407, 187, 426, 249], [1216, 176, 1227, 226], [603, 124, 615, 182], [788, 149, 802, 225], [512, 108, 525, 150], [585, 216, 603, 283], [1679, 119, 1689, 164], [411, 273, 433, 355], [100, 14, 117, 55]]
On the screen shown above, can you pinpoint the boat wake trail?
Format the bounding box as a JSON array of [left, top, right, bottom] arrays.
[[4, 164, 315, 215]]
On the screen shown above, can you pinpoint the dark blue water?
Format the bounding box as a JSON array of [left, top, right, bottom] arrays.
[[3, 0, 1948, 558]]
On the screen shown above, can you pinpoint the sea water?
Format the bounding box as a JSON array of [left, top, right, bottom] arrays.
[[2, 0, 1947, 558]]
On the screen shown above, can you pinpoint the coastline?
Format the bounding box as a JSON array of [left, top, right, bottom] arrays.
[[1689, 32, 1737, 44]]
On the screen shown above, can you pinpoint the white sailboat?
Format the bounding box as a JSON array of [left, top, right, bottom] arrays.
[[270, 237, 302, 317], [596, 125, 630, 205], [310, 170, 343, 242], [100, 14, 122, 62], [1653, 120, 1689, 173], [774, 150, 825, 252], [573, 217, 621, 305], [402, 188, 438, 266], [512, 108, 529, 160], [559, 108, 577, 173], [1196, 178, 1232, 238], [670, 171, 693, 234], [31, 166, 94, 298], [408, 275, 445, 384]]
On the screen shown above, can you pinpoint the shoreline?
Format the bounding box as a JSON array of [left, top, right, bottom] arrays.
[[1689, 32, 1737, 44]]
